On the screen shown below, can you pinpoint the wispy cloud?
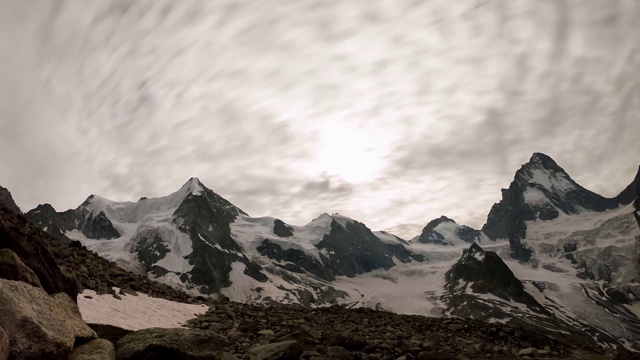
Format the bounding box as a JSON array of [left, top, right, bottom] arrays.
[[1, 0, 638, 238]]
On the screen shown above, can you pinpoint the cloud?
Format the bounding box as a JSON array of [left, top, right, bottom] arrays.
[[0, 0, 639, 239]]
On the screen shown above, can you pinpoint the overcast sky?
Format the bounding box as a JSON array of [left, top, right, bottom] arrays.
[[1, 0, 639, 238]]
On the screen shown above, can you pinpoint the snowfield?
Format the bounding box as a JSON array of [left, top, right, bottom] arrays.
[[77, 288, 208, 331]]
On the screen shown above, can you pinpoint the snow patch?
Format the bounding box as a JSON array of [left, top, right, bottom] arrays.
[[77, 288, 208, 331]]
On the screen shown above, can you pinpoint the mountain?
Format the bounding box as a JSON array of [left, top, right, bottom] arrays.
[[414, 216, 481, 245], [0, 185, 21, 214], [27, 178, 422, 305], [21, 153, 640, 351], [482, 152, 621, 261]]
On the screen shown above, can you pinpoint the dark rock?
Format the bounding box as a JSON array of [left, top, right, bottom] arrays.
[[0, 207, 79, 300], [116, 328, 231, 360], [325, 346, 353, 360], [0, 248, 42, 288], [316, 220, 397, 277], [69, 339, 115, 360], [88, 324, 133, 344], [0, 279, 96, 360], [417, 216, 480, 245], [273, 219, 294, 238], [0, 185, 21, 214], [25, 204, 78, 239], [482, 153, 619, 262], [244, 340, 303, 360], [78, 209, 120, 240]]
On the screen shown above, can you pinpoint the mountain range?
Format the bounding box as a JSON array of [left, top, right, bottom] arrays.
[[5, 152, 640, 351]]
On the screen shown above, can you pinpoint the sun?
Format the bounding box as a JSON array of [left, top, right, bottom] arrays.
[[312, 122, 389, 184]]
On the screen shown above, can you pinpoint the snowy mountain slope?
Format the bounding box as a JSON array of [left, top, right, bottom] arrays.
[[28, 178, 422, 305], [482, 152, 630, 262]]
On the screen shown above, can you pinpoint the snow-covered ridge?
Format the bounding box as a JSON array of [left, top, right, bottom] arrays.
[[80, 177, 206, 224]]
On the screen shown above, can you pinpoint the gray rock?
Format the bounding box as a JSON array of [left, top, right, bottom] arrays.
[[244, 340, 303, 360], [88, 324, 133, 344], [0, 248, 42, 289], [518, 347, 538, 356], [0, 279, 97, 360], [69, 339, 115, 360], [0, 327, 9, 360], [325, 346, 353, 360], [116, 328, 232, 360]]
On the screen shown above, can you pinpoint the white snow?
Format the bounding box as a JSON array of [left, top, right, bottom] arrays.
[[77, 289, 208, 331], [373, 231, 407, 245], [523, 188, 548, 205], [231, 213, 339, 262], [66, 178, 209, 275], [528, 169, 575, 192]]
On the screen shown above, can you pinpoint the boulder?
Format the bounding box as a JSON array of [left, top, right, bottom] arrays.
[[0, 248, 42, 288], [115, 328, 233, 360], [88, 324, 133, 344], [0, 279, 96, 360], [244, 340, 303, 360], [0, 327, 9, 360], [0, 208, 79, 300], [69, 339, 115, 360]]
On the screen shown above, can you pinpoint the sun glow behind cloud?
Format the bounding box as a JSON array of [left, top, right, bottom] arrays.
[[311, 121, 391, 184]]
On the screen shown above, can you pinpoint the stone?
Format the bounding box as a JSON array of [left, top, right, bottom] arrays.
[[0, 327, 9, 360], [0, 279, 97, 360], [325, 346, 353, 360], [116, 328, 232, 360], [0, 210, 79, 300], [244, 340, 303, 360], [88, 324, 133, 344], [518, 348, 538, 356], [69, 339, 115, 360], [0, 248, 42, 288]]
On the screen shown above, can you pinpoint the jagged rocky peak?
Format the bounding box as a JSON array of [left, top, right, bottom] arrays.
[[416, 216, 480, 245], [445, 243, 545, 310], [0, 185, 21, 214], [481, 152, 619, 262]]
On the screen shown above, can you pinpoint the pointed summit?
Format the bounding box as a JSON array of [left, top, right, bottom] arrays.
[[528, 152, 561, 170], [180, 177, 205, 196], [482, 153, 619, 261]]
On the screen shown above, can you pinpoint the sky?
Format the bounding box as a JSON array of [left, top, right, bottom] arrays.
[[1, 0, 639, 239]]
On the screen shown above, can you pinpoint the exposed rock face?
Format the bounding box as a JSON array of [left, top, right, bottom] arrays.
[[77, 208, 120, 240], [615, 165, 640, 206], [257, 239, 334, 280], [115, 328, 233, 360], [0, 248, 43, 288], [443, 243, 547, 313], [27, 198, 120, 241], [0, 185, 21, 214], [0, 279, 96, 360], [316, 220, 397, 277], [273, 219, 293, 237], [170, 184, 268, 293], [416, 216, 480, 245], [68, 339, 115, 360], [26, 204, 79, 239], [0, 207, 79, 300], [482, 153, 619, 261]]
